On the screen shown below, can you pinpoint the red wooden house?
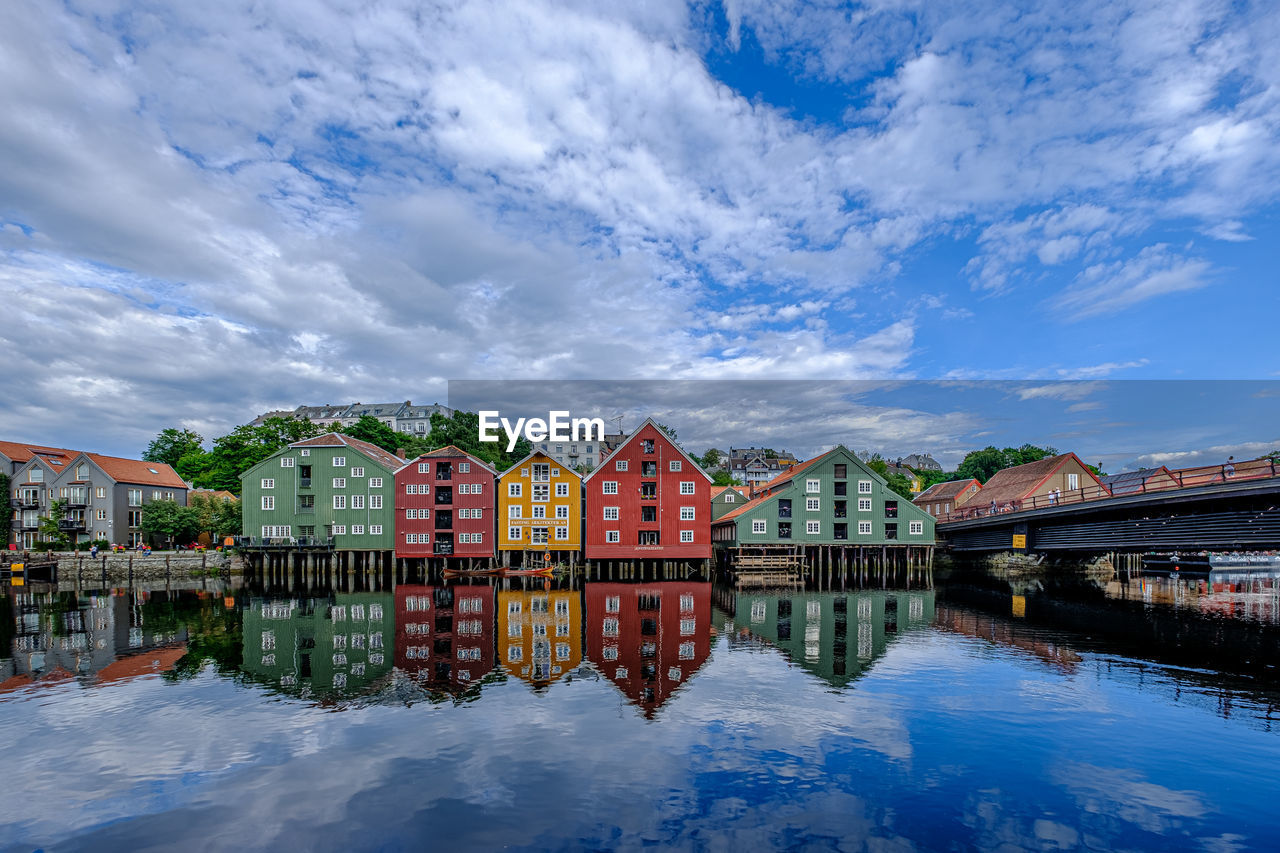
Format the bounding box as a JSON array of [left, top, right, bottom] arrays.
[[395, 446, 497, 562], [395, 584, 497, 689], [584, 581, 712, 717], [582, 419, 713, 562]]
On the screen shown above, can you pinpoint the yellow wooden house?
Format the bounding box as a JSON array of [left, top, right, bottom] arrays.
[[496, 588, 584, 688], [497, 450, 583, 566]]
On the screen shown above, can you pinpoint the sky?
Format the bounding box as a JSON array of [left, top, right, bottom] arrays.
[[1, 1, 1278, 465]]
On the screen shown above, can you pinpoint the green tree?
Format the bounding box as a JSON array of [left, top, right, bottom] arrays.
[[188, 493, 243, 541], [139, 499, 202, 548], [333, 415, 404, 454], [37, 498, 71, 550], [143, 428, 206, 469], [194, 416, 325, 493], [954, 446, 1008, 483], [884, 472, 915, 499], [700, 448, 723, 469], [425, 410, 531, 471], [865, 454, 889, 477], [711, 470, 744, 487], [1003, 443, 1057, 466]]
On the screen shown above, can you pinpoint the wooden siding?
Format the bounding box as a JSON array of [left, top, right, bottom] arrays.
[[395, 449, 496, 559], [583, 421, 712, 560], [496, 451, 583, 551], [496, 589, 583, 687]]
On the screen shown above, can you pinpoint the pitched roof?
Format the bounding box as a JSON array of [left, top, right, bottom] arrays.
[[83, 453, 187, 488], [290, 434, 403, 471], [711, 485, 749, 499], [758, 450, 830, 491], [714, 492, 775, 524], [408, 445, 497, 475], [582, 418, 713, 483], [914, 479, 981, 503], [498, 448, 584, 481], [974, 453, 1102, 507], [0, 440, 78, 466]]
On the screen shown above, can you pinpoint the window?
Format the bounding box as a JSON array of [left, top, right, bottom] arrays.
[[642, 439, 655, 453], [299, 449, 310, 457], [604, 506, 619, 520], [555, 526, 569, 541], [333, 456, 345, 467], [261, 478, 275, 489], [680, 530, 694, 542], [602, 481, 618, 495], [152, 490, 163, 501], [752, 519, 766, 534], [418, 462, 429, 474], [858, 498, 872, 512], [670, 460, 682, 471], [28, 468, 43, 483], [858, 521, 872, 535], [806, 479, 820, 493], [261, 496, 275, 510], [281, 457, 295, 468], [351, 467, 364, 478], [1068, 473, 1079, 490], [532, 505, 546, 519], [261, 525, 292, 538], [724, 493, 735, 503], [555, 482, 569, 497], [370, 495, 382, 509], [508, 482, 522, 497], [555, 505, 568, 518], [333, 478, 346, 489], [352, 495, 365, 509], [680, 506, 695, 520], [128, 510, 142, 527], [858, 480, 873, 494], [603, 618, 620, 637], [369, 477, 382, 488], [127, 489, 142, 506], [605, 530, 620, 543], [532, 483, 550, 502], [508, 526, 522, 541], [509, 505, 522, 519], [680, 481, 695, 495], [532, 463, 550, 481], [806, 497, 819, 511], [96, 509, 106, 520], [352, 525, 364, 535], [806, 520, 820, 535], [459, 462, 470, 473], [616, 460, 628, 471], [909, 520, 924, 535], [371, 525, 382, 535], [834, 464, 847, 478], [333, 495, 346, 509], [95, 487, 105, 499], [332, 524, 346, 535], [165, 491, 174, 501]]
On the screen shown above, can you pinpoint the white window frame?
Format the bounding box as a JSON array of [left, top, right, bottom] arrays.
[[670, 460, 682, 471], [616, 460, 628, 471], [370, 495, 382, 509], [680, 506, 695, 520], [680, 481, 695, 495], [261, 496, 275, 511], [806, 520, 820, 535], [333, 477, 346, 489], [351, 495, 365, 509], [602, 481, 618, 495], [333, 456, 345, 467], [261, 478, 275, 489], [508, 526, 523, 541], [752, 519, 766, 534], [605, 530, 620, 543], [858, 498, 872, 512], [281, 457, 295, 468], [418, 462, 429, 474], [604, 506, 619, 521], [555, 482, 569, 497], [806, 478, 820, 493], [369, 477, 382, 488], [858, 521, 872, 535], [351, 467, 364, 477], [680, 530, 693, 542], [909, 520, 924, 535], [806, 497, 819, 511], [333, 495, 346, 510], [858, 480, 873, 494], [508, 482, 522, 498], [555, 505, 568, 519]]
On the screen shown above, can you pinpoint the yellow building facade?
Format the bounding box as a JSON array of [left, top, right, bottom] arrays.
[[497, 450, 583, 562], [497, 588, 583, 688]]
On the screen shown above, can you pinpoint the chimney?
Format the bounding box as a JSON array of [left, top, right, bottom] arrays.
[[395, 448, 407, 459]]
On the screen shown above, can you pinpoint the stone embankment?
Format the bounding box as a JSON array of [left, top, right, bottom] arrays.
[[16, 550, 242, 582]]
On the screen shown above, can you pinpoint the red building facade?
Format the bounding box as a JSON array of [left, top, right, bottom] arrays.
[[582, 419, 713, 561], [584, 581, 713, 716], [394, 584, 497, 688], [395, 446, 496, 560]]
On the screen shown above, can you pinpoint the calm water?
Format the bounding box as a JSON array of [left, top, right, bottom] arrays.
[[2, 568, 1279, 852]]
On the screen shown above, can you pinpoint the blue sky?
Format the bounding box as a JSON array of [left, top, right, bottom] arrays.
[[1, 1, 1278, 462]]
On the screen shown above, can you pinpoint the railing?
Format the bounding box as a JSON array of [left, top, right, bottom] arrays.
[[777, 508, 792, 518], [433, 543, 454, 555], [299, 477, 312, 488], [11, 498, 38, 509], [936, 457, 1280, 523], [64, 495, 88, 508], [57, 519, 86, 531]]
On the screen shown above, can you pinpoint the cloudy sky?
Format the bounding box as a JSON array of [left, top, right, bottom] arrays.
[[1, 1, 1277, 462]]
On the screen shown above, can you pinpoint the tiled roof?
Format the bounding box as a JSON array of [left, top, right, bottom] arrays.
[[914, 479, 981, 503], [290, 434, 403, 471], [84, 453, 187, 488], [711, 485, 749, 499], [714, 492, 774, 524], [973, 453, 1100, 507], [0, 440, 79, 465], [1099, 467, 1170, 495], [414, 445, 498, 475], [95, 644, 188, 685]]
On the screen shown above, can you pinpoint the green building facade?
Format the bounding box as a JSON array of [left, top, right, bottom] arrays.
[[239, 434, 401, 551], [710, 485, 749, 521], [711, 446, 936, 547]]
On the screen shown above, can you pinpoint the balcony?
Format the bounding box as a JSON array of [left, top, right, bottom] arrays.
[[11, 498, 38, 510], [58, 519, 86, 532], [777, 508, 792, 519], [433, 543, 454, 556], [299, 477, 313, 489], [65, 495, 88, 508]]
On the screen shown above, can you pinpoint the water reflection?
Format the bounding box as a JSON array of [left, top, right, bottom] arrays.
[[1108, 569, 1280, 624]]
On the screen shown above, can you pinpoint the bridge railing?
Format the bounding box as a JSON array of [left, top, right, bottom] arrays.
[[936, 457, 1280, 524]]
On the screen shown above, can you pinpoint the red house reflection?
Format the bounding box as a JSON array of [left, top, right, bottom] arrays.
[[395, 584, 496, 688], [584, 581, 712, 717]]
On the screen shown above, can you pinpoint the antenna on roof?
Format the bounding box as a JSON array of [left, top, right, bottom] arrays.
[[608, 414, 624, 434]]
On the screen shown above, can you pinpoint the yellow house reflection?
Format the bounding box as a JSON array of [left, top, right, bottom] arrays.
[[497, 588, 583, 689]]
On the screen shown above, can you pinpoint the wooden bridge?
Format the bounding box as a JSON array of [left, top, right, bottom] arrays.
[[938, 475, 1280, 554]]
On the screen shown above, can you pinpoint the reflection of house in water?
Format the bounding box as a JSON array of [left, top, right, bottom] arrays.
[[584, 582, 712, 716], [497, 588, 582, 688], [395, 584, 496, 689], [726, 590, 935, 688], [934, 603, 1082, 673], [0, 590, 187, 692], [240, 592, 394, 699]]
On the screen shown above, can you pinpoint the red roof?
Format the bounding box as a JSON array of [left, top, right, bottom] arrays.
[[291, 434, 403, 471], [914, 479, 981, 504], [96, 644, 188, 685], [83, 453, 187, 488], [410, 445, 497, 475], [715, 492, 774, 524], [975, 453, 1104, 507], [711, 485, 749, 499], [0, 440, 77, 466]]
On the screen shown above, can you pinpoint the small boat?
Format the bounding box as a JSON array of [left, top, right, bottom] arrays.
[[502, 566, 556, 577], [1142, 552, 1280, 576], [442, 566, 504, 576]]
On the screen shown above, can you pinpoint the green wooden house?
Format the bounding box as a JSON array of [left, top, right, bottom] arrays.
[[711, 446, 936, 548], [239, 434, 401, 551], [710, 485, 750, 521], [241, 591, 395, 699]]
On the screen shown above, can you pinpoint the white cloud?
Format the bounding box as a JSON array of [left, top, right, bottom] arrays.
[[1053, 245, 1212, 317]]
